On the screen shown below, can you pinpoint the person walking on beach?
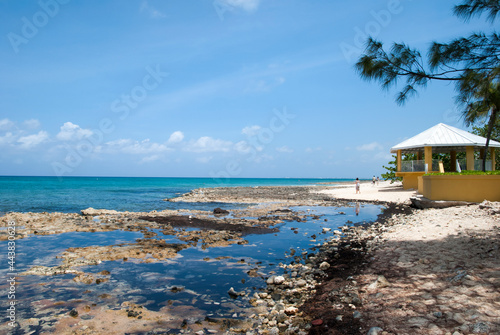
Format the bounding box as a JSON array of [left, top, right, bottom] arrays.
[[355, 178, 361, 194], [372, 176, 376, 186]]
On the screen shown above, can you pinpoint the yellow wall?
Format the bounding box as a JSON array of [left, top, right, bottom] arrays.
[[422, 175, 500, 202], [418, 176, 424, 194], [395, 172, 426, 190], [466, 146, 475, 170]]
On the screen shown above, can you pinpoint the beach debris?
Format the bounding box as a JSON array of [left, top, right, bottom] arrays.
[[311, 319, 323, 326]]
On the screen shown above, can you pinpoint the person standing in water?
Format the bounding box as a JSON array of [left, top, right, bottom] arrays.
[[355, 178, 361, 194]]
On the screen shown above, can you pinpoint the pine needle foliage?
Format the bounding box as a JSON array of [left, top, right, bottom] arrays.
[[356, 0, 500, 171]]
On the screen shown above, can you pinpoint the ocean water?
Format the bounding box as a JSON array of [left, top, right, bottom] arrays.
[[0, 176, 383, 332], [0, 176, 351, 213]]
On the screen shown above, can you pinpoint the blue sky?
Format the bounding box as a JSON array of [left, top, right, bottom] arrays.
[[0, 0, 494, 178]]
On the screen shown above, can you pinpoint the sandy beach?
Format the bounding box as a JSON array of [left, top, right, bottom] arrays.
[[317, 180, 418, 204], [306, 181, 500, 334]]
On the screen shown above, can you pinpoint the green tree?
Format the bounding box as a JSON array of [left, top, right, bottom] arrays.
[[472, 120, 500, 169], [382, 153, 416, 183], [381, 155, 401, 183], [355, 0, 500, 171], [456, 74, 500, 170]]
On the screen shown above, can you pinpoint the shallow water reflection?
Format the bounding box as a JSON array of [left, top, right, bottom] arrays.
[[1, 203, 383, 332]]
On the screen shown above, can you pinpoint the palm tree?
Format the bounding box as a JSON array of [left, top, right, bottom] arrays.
[[456, 72, 500, 171]]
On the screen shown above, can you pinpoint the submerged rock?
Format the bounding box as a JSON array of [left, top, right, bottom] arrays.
[[228, 287, 245, 298]]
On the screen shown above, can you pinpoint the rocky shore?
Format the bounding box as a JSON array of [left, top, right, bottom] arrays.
[[1, 183, 499, 334]]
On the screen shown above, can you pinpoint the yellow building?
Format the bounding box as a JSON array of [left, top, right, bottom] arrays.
[[390, 123, 500, 201]]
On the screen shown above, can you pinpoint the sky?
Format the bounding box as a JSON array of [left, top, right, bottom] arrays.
[[0, 0, 495, 178]]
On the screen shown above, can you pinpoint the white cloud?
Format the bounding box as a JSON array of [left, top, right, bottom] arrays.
[[234, 140, 252, 154], [305, 147, 322, 153], [185, 136, 233, 153], [0, 132, 16, 146], [242, 125, 261, 136], [245, 76, 286, 92], [276, 146, 293, 153], [356, 142, 383, 151], [18, 131, 49, 149], [57, 122, 93, 141], [23, 119, 41, 129], [167, 131, 184, 144], [140, 0, 166, 18], [0, 118, 14, 131], [140, 154, 162, 164], [219, 0, 260, 12], [106, 138, 169, 155]]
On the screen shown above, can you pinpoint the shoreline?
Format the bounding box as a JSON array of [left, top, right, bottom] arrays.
[[166, 182, 500, 334], [1, 183, 499, 334]]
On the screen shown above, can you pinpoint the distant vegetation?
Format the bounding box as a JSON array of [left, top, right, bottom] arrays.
[[425, 170, 500, 176]]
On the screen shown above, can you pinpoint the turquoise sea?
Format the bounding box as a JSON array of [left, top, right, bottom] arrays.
[[0, 176, 381, 333], [0, 176, 352, 213]]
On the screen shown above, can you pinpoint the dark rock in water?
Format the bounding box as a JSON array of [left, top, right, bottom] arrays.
[[69, 309, 78, 317], [140, 215, 278, 235], [213, 207, 229, 215], [170, 286, 184, 293], [273, 208, 292, 213]]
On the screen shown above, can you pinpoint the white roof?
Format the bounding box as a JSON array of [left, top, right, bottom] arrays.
[[390, 123, 500, 153]]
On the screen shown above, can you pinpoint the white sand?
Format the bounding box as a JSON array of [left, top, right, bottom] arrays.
[[358, 202, 500, 334], [317, 180, 500, 333], [317, 180, 417, 203]]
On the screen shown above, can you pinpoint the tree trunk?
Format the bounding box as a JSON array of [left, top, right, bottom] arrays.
[[482, 106, 499, 171]]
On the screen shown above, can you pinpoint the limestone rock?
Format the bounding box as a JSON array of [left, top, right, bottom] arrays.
[[319, 261, 330, 270], [274, 275, 285, 285], [368, 275, 392, 290], [367, 327, 383, 335]]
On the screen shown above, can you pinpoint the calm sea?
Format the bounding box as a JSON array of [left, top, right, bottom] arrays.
[[0, 176, 351, 213], [0, 176, 383, 329]]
